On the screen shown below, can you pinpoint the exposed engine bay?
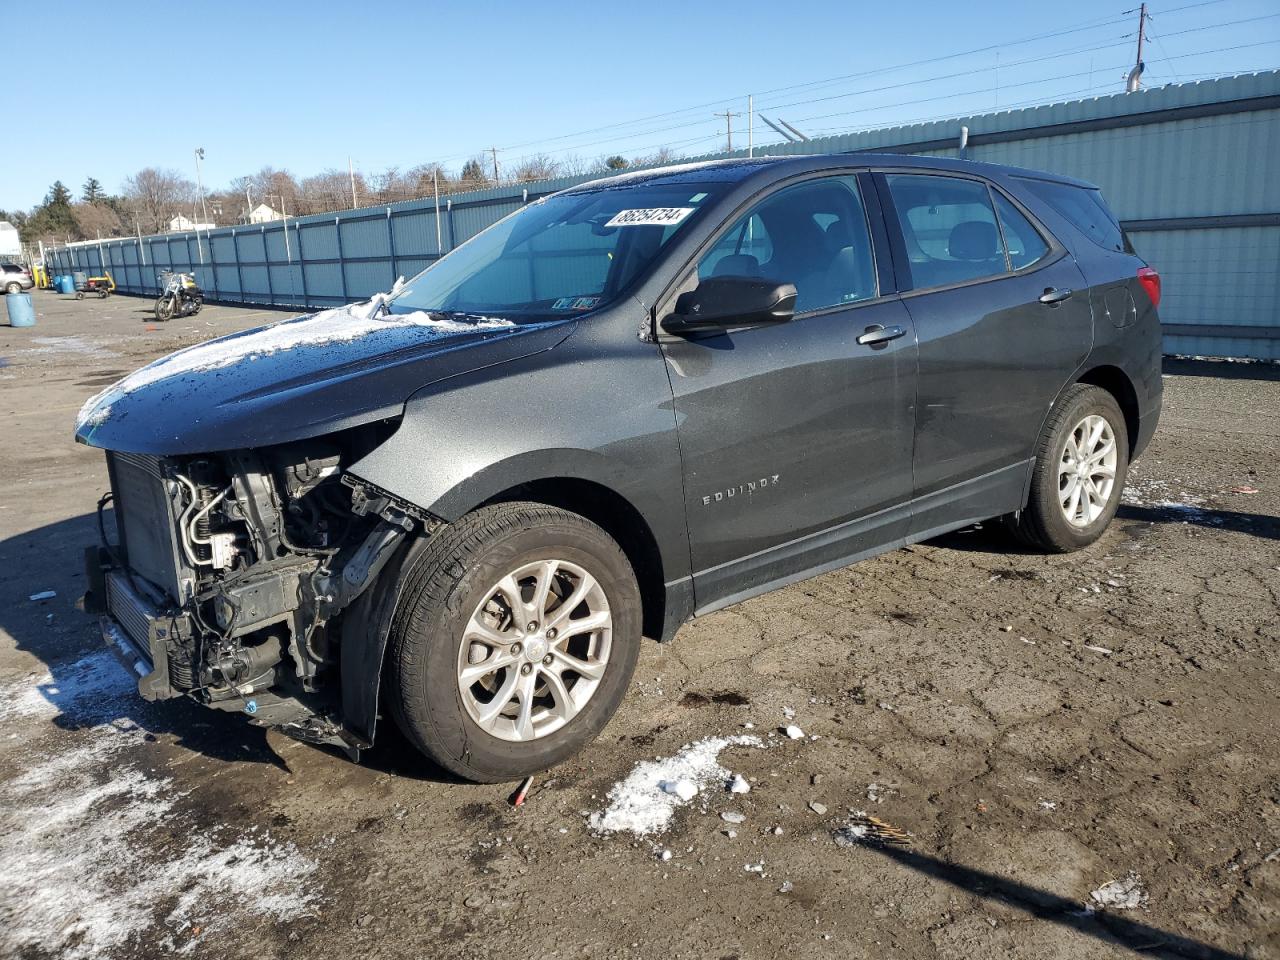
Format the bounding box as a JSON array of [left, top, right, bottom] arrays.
[[89, 424, 425, 756]]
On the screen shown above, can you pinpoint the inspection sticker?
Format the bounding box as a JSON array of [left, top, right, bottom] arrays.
[[605, 207, 695, 228]]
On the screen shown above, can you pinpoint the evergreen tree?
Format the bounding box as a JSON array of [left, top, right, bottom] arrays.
[[46, 181, 73, 208], [82, 177, 104, 203]]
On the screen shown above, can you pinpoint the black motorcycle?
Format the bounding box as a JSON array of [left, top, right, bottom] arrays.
[[155, 271, 203, 321]]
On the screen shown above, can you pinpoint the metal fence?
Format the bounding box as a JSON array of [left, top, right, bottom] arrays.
[[47, 70, 1280, 360]]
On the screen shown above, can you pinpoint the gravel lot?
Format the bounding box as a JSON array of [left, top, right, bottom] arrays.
[[1, 291, 1277, 960]]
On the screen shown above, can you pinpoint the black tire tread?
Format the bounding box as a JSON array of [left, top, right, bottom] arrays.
[[1009, 383, 1127, 553], [386, 501, 637, 783]]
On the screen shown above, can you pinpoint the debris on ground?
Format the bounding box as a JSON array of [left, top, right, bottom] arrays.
[[1037, 799, 1057, 811], [744, 862, 765, 874], [587, 735, 762, 836], [511, 776, 534, 808], [866, 782, 898, 804], [27, 590, 56, 601], [783, 725, 804, 740], [809, 801, 828, 815], [720, 811, 746, 824], [1089, 873, 1148, 910], [833, 812, 912, 848], [778, 881, 793, 893], [1083, 645, 1114, 655], [728, 774, 750, 794], [1229, 485, 1259, 494]]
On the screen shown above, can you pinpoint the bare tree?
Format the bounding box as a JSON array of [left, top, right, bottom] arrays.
[[299, 169, 367, 214], [71, 202, 124, 239], [510, 154, 560, 183], [121, 167, 195, 233]]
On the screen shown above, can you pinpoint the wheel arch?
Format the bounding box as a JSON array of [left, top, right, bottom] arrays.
[[476, 476, 669, 644], [1075, 364, 1141, 456]]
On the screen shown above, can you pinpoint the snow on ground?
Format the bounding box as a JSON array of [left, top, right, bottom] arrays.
[[0, 651, 319, 958], [75, 295, 515, 429], [1090, 874, 1149, 910], [588, 735, 763, 837]]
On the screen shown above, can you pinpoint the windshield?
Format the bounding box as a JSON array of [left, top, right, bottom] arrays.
[[387, 181, 725, 321]]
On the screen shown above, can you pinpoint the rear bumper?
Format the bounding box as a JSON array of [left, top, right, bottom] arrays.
[[1133, 387, 1162, 460]]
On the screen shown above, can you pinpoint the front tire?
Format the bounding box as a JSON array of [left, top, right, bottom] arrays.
[[386, 502, 642, 782], [1008, 383, 1129, 552], [4, 282, 19, 294], [155, 296, 174, 321]]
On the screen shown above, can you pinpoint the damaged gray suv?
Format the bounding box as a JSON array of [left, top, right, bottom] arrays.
[[77, 155, 1163, 782]]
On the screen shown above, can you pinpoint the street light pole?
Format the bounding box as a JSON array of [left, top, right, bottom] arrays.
[[194, 148, 210, 225]]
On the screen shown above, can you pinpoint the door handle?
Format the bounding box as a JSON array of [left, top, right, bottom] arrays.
[[856, 324, 906, 346], [1039, 287, 1073, 305]]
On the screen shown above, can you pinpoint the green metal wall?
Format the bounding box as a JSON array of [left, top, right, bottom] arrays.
[[49, 71, 1279, 359]]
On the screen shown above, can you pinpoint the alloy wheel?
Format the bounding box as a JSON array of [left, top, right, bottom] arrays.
[[1058, 414, 1118, 527], [456, 558, 612, 742]]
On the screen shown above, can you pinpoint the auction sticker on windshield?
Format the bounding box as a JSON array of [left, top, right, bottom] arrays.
[[605, 207, 695, 228]]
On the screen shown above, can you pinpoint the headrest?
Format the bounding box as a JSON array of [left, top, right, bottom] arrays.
[[948, 221, 999, 261], [712, 253, 762, 278]]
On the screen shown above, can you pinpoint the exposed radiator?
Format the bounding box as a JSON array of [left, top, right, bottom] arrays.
[[107, 452, 193, 602]]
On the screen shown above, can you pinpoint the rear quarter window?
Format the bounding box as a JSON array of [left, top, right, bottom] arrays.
[[1019, 178, 1133, 254]]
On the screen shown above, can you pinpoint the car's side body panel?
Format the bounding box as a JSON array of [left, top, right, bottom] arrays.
[[345, 299, 693, 605]]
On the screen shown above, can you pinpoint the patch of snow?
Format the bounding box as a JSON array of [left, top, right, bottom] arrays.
[[75, 295, 516, 429], [27, 590, 57, 601], [587, 735, 762, 837], [728, 774, 750, 794], [720, 811, 747, 824], [1089, 873, 1148, 910], [0, 650, 135, 725], [0, 651, 319, 958], [660, 778, 698, 802], [783, 724, 804, 740]]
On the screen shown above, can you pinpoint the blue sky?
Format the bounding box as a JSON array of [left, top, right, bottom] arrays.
[[6, 0, 1278, 210]]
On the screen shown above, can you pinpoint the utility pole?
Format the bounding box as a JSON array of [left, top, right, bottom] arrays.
[[714, 110, 741, 152], [432, 166, 442, 253], [490, 147, 500, 184], [747, 95, 753, 158], [348, 156, 358, 208], [1126, 3, 1148, 92]]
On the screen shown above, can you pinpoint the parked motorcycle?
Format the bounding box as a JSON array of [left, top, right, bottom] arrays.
[[155, 271, 203, 321]]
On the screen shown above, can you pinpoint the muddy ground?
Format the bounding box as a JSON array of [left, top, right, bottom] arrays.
[[0, 291, 1276, 960]]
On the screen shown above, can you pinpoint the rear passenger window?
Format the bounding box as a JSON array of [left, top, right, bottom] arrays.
[[697, 176, 877, 313], [1020, 179, 1132, 254], [885, 175, 1007, 289], [993, 192, 1049, 270]]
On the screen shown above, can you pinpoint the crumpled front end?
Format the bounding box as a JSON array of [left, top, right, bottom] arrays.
[[88, 427, 424, 757]]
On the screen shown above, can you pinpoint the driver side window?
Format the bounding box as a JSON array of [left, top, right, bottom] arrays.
[[696, 176, 877, 314]]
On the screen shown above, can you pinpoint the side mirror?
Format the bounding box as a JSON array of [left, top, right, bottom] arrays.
[[662, 276, 798, 334]]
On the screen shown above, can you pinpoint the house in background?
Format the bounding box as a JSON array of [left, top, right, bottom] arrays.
[[246, 203, 282, 224], [168, 214, 216, 233]]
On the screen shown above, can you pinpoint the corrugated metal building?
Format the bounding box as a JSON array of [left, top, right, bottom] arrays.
[[48, 71, 1280, 359]]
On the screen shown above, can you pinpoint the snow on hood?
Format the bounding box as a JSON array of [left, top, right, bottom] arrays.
[[75, 292, 513, 430]]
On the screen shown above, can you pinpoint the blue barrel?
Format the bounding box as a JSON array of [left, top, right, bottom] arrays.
[[5, 292, 35, 327], [58, 275, 76, 294]]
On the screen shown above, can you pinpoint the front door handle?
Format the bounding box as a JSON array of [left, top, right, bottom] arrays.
[[1039, 287, 1073, 305], [856, 324, 906, 346]]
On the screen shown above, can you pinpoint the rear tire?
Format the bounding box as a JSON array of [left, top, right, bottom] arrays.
[[1007, 383, 1129, 552], [386, 502, 642, 783]]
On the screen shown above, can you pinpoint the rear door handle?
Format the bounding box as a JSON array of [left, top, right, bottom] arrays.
[[856, 324, 906, 346], [1039, 287, 1073, 305]]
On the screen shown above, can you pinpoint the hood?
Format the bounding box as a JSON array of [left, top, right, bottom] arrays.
[[75, 304, 576, 455]]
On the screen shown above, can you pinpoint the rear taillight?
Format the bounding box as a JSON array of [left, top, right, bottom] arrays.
[[1137, 266, 1161, 308]]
